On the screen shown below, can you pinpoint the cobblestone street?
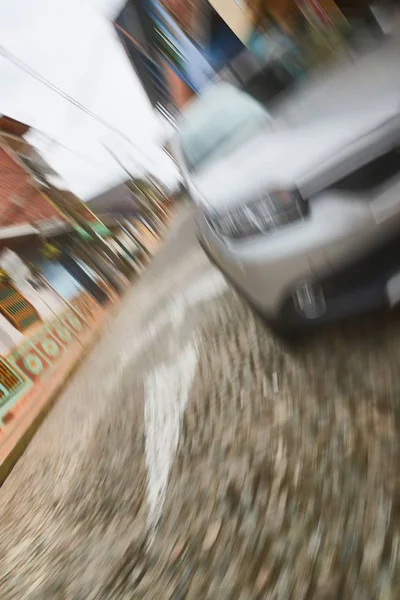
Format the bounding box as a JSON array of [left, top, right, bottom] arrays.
[[0, 206, 400, 599]]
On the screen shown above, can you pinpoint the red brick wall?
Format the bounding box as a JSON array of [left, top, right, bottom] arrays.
[[0, 147, 62, 227]]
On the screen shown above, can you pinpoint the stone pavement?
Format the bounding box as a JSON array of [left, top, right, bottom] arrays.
[[0, 205, 399, 599]]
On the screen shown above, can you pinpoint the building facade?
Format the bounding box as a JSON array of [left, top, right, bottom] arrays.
[[115, 0, 376, 114], [0, 117, 121, 358], [0, 116, 128, 464], [0, 127, 62, 229], [114, 0, 245, 112], [114, 0, 174, 113]]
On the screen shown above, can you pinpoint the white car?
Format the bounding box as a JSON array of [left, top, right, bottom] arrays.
[[171, 36, 400, 337]]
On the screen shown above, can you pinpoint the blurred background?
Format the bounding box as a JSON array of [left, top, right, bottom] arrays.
[[112, 0, 400, 114]]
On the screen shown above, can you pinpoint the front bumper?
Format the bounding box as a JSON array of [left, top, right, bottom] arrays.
[[199, 229, 400, 330], [197, 215, 316, 317]]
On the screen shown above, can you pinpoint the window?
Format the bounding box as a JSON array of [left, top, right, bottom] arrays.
[[0, 282, 41, 332]]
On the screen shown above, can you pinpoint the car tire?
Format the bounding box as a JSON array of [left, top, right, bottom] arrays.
[[199, 242, 305, 345]]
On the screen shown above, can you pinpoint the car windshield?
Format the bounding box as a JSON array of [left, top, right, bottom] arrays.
[[178, 83, 269, 172]]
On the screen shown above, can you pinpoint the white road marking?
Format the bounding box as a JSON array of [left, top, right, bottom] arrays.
[[183, 270, 227, 305], [144, 340, 198, 542], [141, 271, 226, 542], [272, 372, 279, 394], [117, 270, 227, 372], [104, 268, 228, 539]]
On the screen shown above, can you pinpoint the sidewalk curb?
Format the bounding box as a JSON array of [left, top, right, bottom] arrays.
[[0, 310, 110, 487]]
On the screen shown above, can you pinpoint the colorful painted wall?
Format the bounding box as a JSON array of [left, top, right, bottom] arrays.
[[0, 291, 105, 441]]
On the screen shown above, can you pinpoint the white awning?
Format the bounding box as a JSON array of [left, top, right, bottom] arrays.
[[0, 224, 39, 241]]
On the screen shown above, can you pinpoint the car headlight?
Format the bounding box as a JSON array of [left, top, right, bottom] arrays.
[[208, 189, 308, 239]]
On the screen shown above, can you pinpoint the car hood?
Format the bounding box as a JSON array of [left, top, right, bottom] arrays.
[[192, 105, 400, 212]]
